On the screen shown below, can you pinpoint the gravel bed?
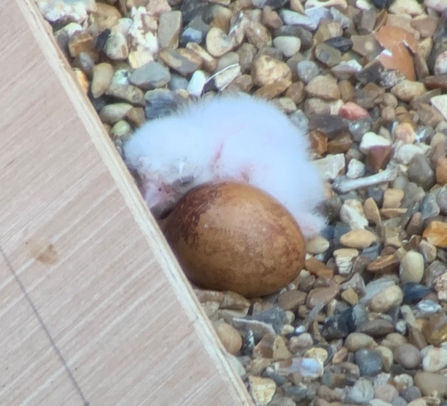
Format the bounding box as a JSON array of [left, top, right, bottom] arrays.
[[37, 0, 447, 405]]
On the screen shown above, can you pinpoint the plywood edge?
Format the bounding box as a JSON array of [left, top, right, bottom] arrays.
[[16, 0, 253, 403]]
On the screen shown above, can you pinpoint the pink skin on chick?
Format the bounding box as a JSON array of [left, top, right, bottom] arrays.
[[123, 93, 327, 238]]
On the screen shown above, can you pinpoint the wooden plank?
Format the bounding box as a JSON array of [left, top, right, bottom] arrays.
[[0, 1, 253, 404]]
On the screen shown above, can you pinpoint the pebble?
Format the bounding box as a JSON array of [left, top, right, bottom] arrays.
[[158, 48, 202, 76], [158, 10, 182, 48], [348, 378, 374, 403], [407, 154, 436, 190], [431, 95, 447, 121], [345, 332, 374, 352], [414, 371, 447, 397], [347, 159, 366, 179], [340, 199, 368, 230], [277, 290, 306, 311], [399, 251, 424, 283], [422, 221, 447, 248], [214, 322, 243, 354], [422, 346, 447, 372], [391, 80, 426, 102], [104, 32, 129, 60], [273, 36, 301, 58], [333, 248, 359, 274], [434, 272, 447, 301], [251, 55, 291, 87], [355, 349, 383, 377], [249, 376, 276, 406], [359, 132, 391, 154], [314, 153, 345, 181], [369, 285, 403, 313], [306, 236, 330, 254], [394, 344, 422, 369], [340, 229, 378, 249], [91, 62, 114, 98], [129, 61, 171, 90], [305, 74, 340, 101], [374, 384, 399, 403], [297, 60, 319, 83], [374, 346, 394, 372], [99, 103, 133, 125]]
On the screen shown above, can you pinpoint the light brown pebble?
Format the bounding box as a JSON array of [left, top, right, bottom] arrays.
[[422, 221, 447, 248], [391, 80, 426, 102], [394, 343, 421, 369], [414, 371, 447, 397], [436, 156, 447, 185], [374, 384, 399, 403], [345, 332, 374, 352], [91, 62, 114, 98], [340, 229, 378, 249], [382, 189, 404, 209], [214, 322, 242, 354], [363, 198, 381, 225], [99, 103, 133, 125], [158, 10, 182, 48], [370, 285, 403, 312], [277, 289, 306, 311], [306, 236, 330, 254], [341, 288, 359, 305], [305, 74, 340, 101], [251, 55, 292, 87], [248, 376, 276, 405]]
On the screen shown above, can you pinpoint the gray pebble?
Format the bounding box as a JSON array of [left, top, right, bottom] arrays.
[[296, 60, 320, 84], [355, 349, 383, 377], [348, 378, 374, 403], [407, 154, 436, 190], [400, 386, 422, 402], [144, 89, 186, 120], [129, 62, 171, 90], [437, 185, 447, 214], [420, 192, 440, 220]]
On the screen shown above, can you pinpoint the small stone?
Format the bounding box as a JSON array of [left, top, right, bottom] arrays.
[[280, 10, 316, 30], [359, 132, 391, 154], [205, 27, 233, 58], [374, 384, 399, 403], [374, 346, 394, 372], [355, 349, 383, 377], [363, 198, 381, 225], [277, 290, 306, 311], [249, 376, 276, 406], [315, 43, 342, 67], [306, 285, 339, 308], [436, 157, 447, 185], [340, 199, 368, 230], [382, 189, 404, 209], [340, 229, 378, 249], [348, 378, 374, 403], [187, 70, 207, 96], [369, 285, 404, 313], [129, 61, 171, 90], [273, 357, 324, 378], [422, 347, 447, 372], [104, 32, 129, 60], [251, 55, 292, 87], [345, 332, 374, 352], [394, 144, 426, 165], [333, 248, 359, 274], [159, 48, 202, 76], [347, 159, 366, 179], [91, 62, 114, 98], [99, 103, 133, 125], [414, 371, 447, 397], [435, 50, 447, 76], [434, 272, 447, 301], [423, 221, 447, 248], [394, 343, 421, 369], [158, 10, 182, 48], [431, 95, 447, 121], [399, 251, 424, 284], [389, 0, 424, 15], [297, 60, 319, 84], [186, 43, 217, 72], [327, 133, 353, 154], [306, 236, 330, 254], [214, 322, 243, 354], [391, 80, 426, 102], [211, 64, 241, 90], [407, 155, 435, 190], [273, 36, 301, 58], [314, 153, 345, 181], [339, 102, 369, 120], [305, 74, 340, 101]]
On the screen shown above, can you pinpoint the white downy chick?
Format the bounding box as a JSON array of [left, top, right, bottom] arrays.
[[123, 93, 326, 238]]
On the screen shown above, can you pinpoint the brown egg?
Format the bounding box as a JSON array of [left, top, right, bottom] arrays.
[[162, 181, 305, 297]]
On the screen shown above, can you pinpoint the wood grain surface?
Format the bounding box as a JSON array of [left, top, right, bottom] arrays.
[[0, 1, 253, 404]]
